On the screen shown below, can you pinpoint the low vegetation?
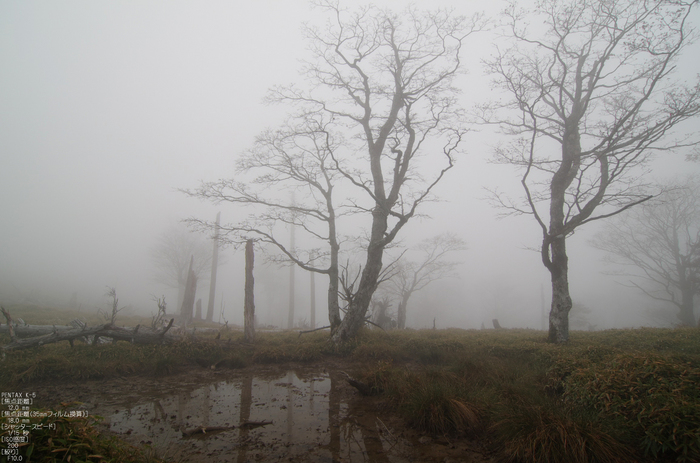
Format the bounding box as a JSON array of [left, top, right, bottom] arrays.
[[1, 305, 699, 462], [4, 410, 167, 463]]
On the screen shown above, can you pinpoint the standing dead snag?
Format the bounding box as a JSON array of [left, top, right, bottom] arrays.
[[244, 239, 255, 343], [180, 256, 198, 326], [206, 212, 221, 323], [1, 307, 16, 341], [152, 296, 168, 330], [102, 286, 124, 324], [151, 223, 212, 311]]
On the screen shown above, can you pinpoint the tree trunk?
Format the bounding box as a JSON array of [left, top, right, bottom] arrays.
[[244, 239, 255, 343], [206, 212, 220, 323], [288, 224, 296, 329], [678, 284, 696, 326], [397, 292, 410, 329], [327, 197, 341, 334], [2, 319, 176, 351], [180, 256, 197, 326], [176, 284, 185, 316], [328, 243, 341, 333], [310, 267, 316, 329], [332, 227, 385, 343], [547, 236, 572, 343], [544, 112, 580, 343], [0, 324, 74, 337], [194, 299, 202, 320]]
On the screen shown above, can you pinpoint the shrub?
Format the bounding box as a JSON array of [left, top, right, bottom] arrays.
[[560, 353, 700, 462]]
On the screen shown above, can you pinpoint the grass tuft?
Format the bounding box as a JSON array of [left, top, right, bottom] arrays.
[[492, 404, 637, 463]]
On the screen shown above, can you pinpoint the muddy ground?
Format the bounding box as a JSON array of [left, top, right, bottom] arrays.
[[31, 360, 498, 463]]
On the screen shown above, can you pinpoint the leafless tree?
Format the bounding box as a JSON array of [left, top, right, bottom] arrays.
[[592, 177, 700, 326], [483, 0, 700, 342], [185, 115, 345, 332], [273, 1, 483, 343], [187, 2, 482, 342], [389, 234, 466, 329], [150, 223, 212, 310]]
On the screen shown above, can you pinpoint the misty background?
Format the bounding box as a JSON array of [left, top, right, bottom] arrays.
[[2, 0, 699, 330]]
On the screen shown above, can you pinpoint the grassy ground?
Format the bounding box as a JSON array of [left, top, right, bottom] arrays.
[[1, 305, 699, 462]]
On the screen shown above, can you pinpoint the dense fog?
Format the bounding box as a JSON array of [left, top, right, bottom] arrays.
[[2, 0, 699, 331]]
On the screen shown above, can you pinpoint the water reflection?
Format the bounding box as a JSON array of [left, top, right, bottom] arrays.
[[103, 367, 416, 462]]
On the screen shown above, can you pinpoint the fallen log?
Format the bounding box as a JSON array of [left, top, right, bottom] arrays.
[[1, 317, 176, 351], [96, 319, 175, 345], [0, 324, 76, 337], [1, 323, 112, 350]]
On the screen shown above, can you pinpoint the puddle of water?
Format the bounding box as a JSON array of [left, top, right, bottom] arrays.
[[98, 368, 419, 462]]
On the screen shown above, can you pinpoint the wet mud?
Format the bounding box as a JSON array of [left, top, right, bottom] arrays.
[[34, 362, 495, 462]]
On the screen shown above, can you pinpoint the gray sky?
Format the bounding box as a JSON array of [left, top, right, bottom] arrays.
[[1, 0, 699, 328]]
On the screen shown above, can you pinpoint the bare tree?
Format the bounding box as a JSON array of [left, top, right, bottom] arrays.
[[185, 115, 344, 333], [389, 234, 466, 329], [151, 223, 212, 310], [484, 0, 700, 342], [275, 1, 483, 343], [592, 177, 700, 326]]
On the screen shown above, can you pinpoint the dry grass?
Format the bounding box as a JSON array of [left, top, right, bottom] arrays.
[[2, 306, 699, 462]]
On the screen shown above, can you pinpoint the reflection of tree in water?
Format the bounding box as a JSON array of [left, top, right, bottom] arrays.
[[328, 370, 341, 462], [236, 374, 253, 463], [286, 371, 294, 445], [326, 370, 392, 462], [131, 368, 408, 461]]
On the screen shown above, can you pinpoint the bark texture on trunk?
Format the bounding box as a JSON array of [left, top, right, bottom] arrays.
[[327, 244, 341, 333], [244, 239, 255, 343], [326, 195, 342, 334], [331, 234, 385, 343], [547, 236, 572, 343], [206, 212, 220, 323]]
